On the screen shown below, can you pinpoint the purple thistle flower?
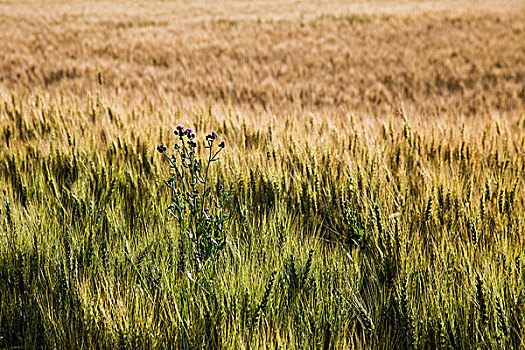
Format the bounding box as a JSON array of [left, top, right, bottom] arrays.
[[185, 128, 194, 136], [211, 130, 218, 139]]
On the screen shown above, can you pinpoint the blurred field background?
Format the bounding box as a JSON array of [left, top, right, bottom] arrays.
[[2, 0, 524, 114], [1, 0, 525, 348]]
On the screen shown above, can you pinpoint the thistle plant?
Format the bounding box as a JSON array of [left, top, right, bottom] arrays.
[[342, 199, 369, 250], [158, 126, 228, 274]]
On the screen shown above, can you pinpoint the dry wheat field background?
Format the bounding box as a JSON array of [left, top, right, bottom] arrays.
[[1, 0, 525, 348]]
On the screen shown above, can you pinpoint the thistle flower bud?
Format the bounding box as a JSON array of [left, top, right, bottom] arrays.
[[157, 145, 167, 153], [219, 141, 226, 148], [188, 140, 197, 148]]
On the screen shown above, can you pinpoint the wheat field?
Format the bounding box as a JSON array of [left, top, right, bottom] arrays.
[[1, 1, 525, 348]]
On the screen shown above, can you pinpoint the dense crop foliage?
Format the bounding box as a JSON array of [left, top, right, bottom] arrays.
[[1, 1, 524, 348], [1, 93, 523, 348]]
